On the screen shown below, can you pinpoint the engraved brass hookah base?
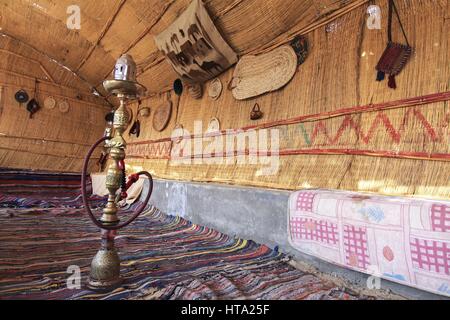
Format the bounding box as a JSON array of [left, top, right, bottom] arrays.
[[81, 58, 152, 292]]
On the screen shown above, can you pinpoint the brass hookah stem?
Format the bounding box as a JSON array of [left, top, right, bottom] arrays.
[[101, 96, 129, 225]]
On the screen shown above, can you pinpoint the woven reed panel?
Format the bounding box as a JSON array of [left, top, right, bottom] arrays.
[[0, 76, 108, 173], [124, 1, 450, 199]]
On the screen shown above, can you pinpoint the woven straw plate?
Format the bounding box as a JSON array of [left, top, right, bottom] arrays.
[[58, 101, 70, 113], [230, 45, 297, 100], [153, 101, 172, 132], [206, 117, 220, 134], [44, 96, 56, 110], [208, 78, 223, 100]]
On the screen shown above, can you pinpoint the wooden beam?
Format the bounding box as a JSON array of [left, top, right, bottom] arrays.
[[0, 49, 55, 83]]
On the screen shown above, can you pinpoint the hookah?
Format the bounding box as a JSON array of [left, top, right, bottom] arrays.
[[81, 54, 153, 292]]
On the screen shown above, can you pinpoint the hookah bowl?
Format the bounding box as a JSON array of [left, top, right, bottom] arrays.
[[81, 54, 151, 292]]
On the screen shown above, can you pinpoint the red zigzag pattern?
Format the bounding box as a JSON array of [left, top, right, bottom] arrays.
[[127, 141, 172, 159], [309, 108, 449, 145]]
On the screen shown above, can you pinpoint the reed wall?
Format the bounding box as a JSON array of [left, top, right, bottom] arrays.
[[124, 0, 450, 199], [0, 36, 110, 172]]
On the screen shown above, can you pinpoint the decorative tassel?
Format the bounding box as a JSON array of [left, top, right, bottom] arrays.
[[376, 70, 385, 81], [388, 75, 397, 89]]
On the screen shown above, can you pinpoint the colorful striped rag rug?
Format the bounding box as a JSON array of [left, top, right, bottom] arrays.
[[0, 169, 368, 300]]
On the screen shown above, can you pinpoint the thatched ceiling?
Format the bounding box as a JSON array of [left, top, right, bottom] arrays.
[[0, 0, 368, 101]]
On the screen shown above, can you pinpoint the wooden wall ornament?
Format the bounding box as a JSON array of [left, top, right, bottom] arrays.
[[154, 0, 238, 83], [230, 45, 297, 100], [153, 101, 172, 132]]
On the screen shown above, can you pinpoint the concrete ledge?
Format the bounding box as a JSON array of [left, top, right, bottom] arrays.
[[143, 178, 447, 300]]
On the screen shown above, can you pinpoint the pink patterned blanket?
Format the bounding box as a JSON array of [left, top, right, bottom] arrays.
[[288, 190, 450, 297]]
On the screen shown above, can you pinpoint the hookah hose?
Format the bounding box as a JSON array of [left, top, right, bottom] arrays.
[[81, 136, 153, 230]]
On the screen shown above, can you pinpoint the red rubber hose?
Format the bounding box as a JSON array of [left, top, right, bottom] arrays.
[[81, 136, 153, 230]]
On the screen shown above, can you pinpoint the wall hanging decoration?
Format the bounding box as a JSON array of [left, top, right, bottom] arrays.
[[154, 0, 238, 83], [206, 117, 220, 134], [208, 78, 222, 100], [14, 89, 29, 105], [58, 100, 70, 113], [43, 96, 56, 110], [375, 0, 413, 89], [138, 106, 151, 118], [187, 83, 203, 99], [250, 103, 263, 120], [26, 79, 40, 119], [229, 45, 297, 100], [173, 79, 184, 96], [153, 100, 172, 132], [290, 35, 309, 66]]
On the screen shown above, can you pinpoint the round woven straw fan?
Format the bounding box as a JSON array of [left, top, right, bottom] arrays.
[[208, 78, 222, 100], [153, 101, 172, 132], [44, 96, 56, 110], [230, 45, 297, 100], [58, 101, 70, 113]]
